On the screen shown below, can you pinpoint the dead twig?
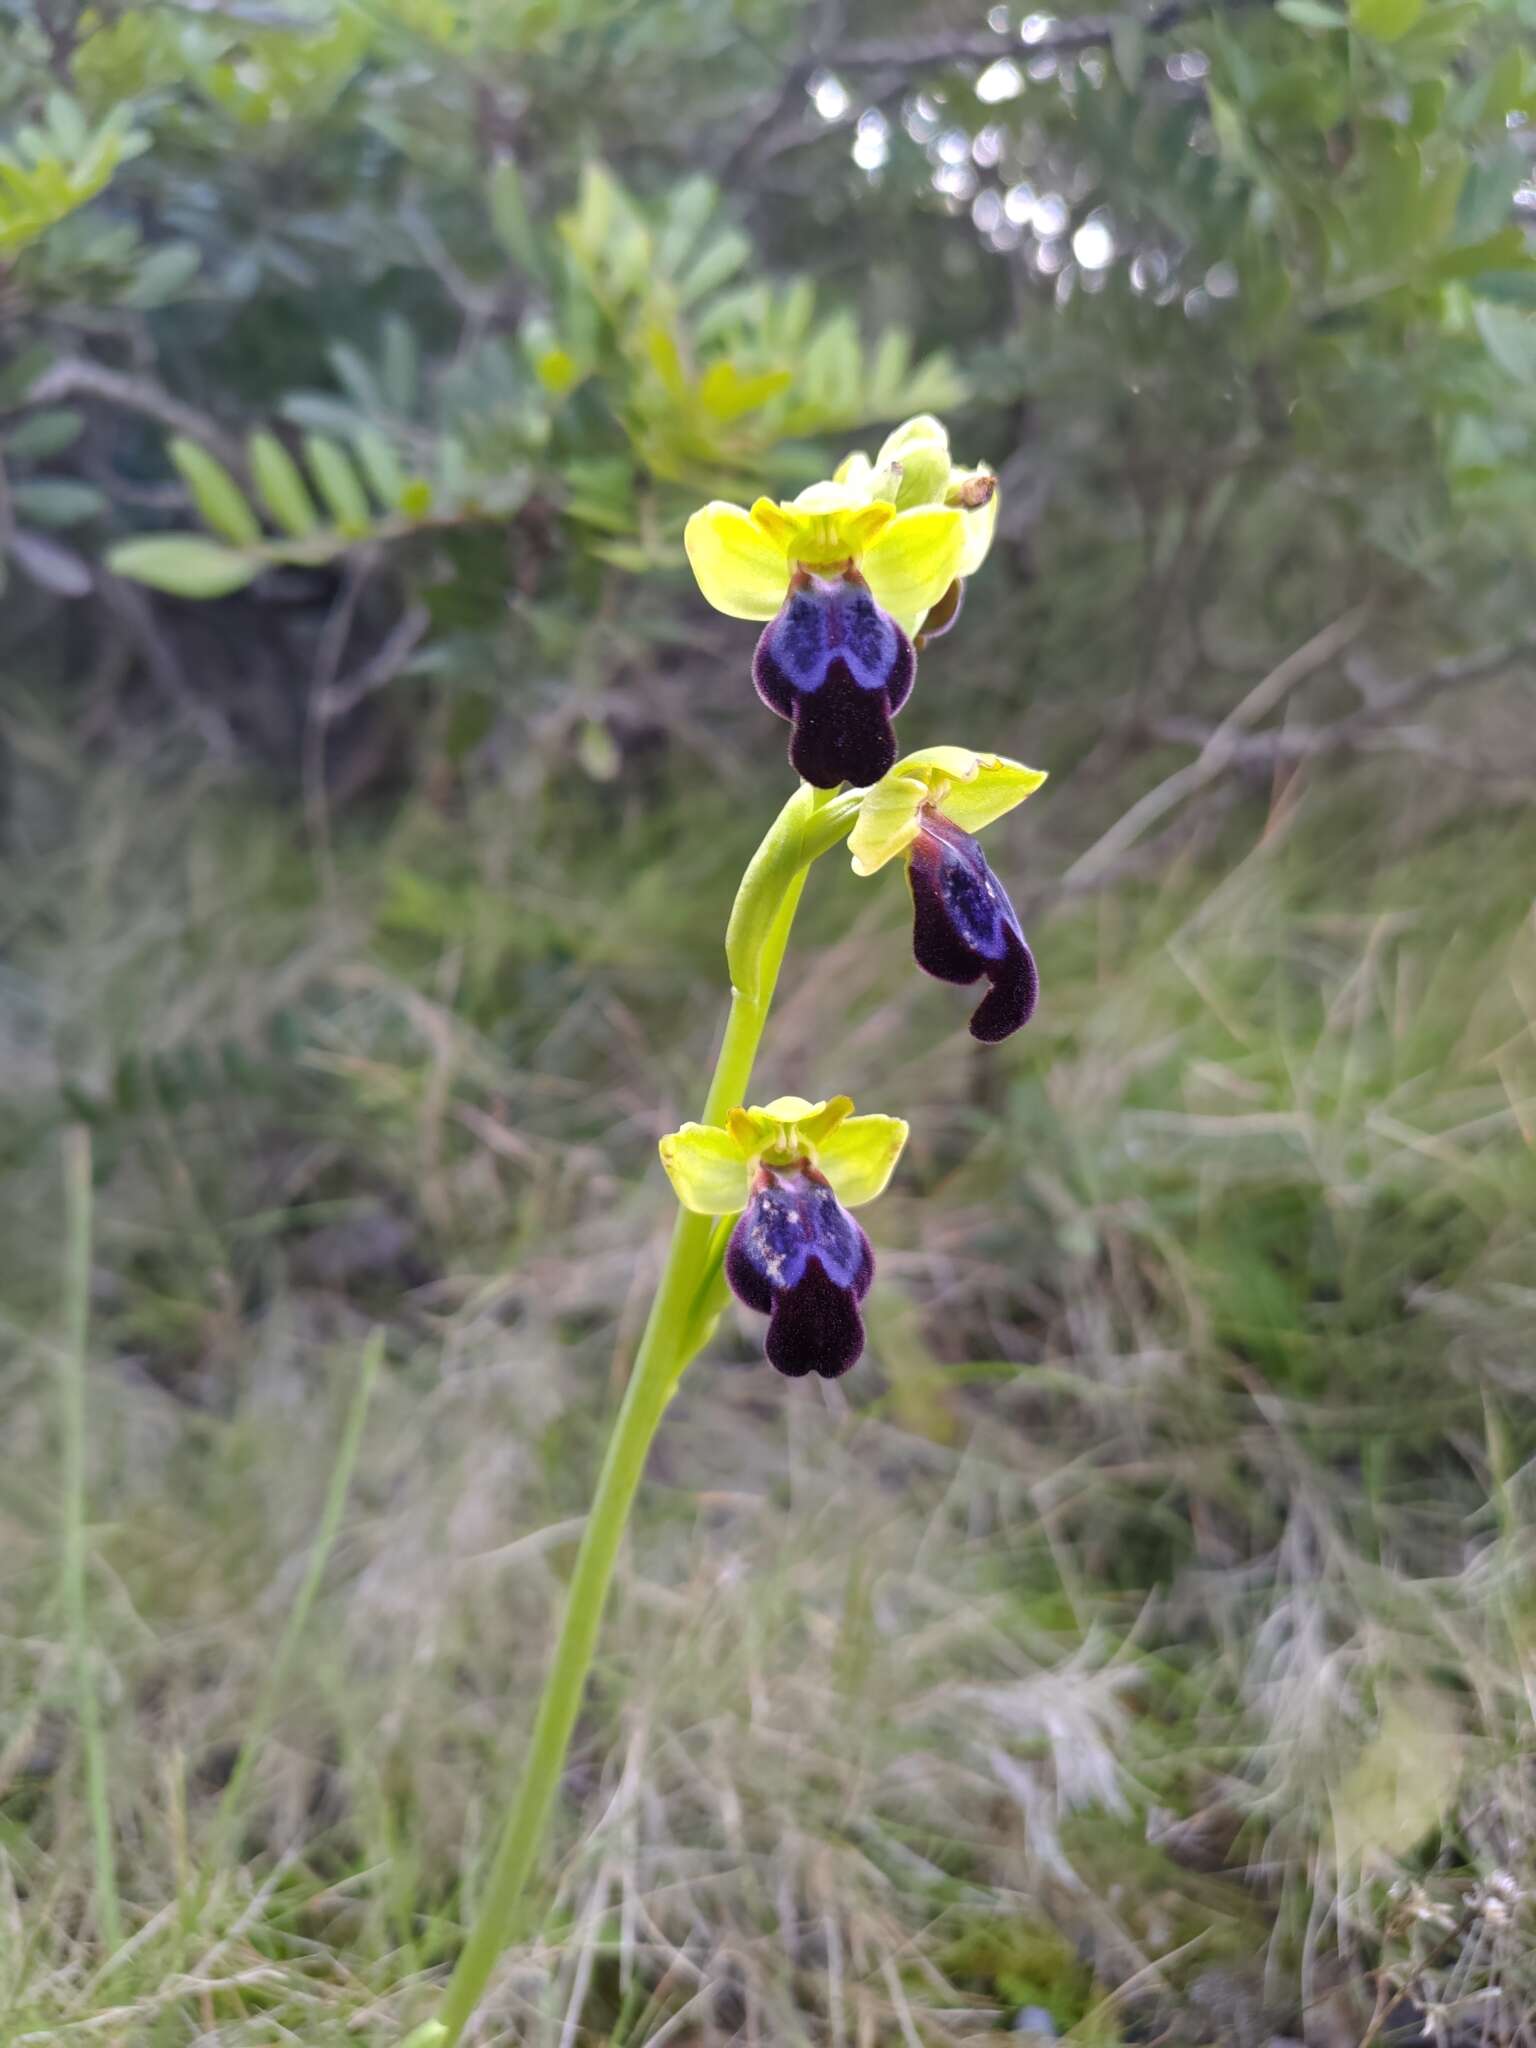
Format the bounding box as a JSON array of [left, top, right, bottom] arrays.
[[316, 602, 431, 721], [23, 359, 247, 473], [302, 554, 375, 905], [830, 0, 1258, 71], [1062, 602, 1375, 889], [1148, 632, 1536, 769]]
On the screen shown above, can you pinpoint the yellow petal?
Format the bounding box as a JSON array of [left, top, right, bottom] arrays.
[[859, 505, 967, 636], [816, 1114, 910, 1207], [776, 497, 895, 570], [797, 1094, 854, 1144], [727, 1106, 762, 1152], [683, 501, 789, 619], [748, 497, 798, 550], [839, 501, 897, 553], [847, 769, 928, 875], [834, 449, 873, 489], [658, 1120, 752, 1215]]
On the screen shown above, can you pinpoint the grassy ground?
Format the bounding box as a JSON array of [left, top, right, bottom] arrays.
[[3, 660, 1535, 2043]]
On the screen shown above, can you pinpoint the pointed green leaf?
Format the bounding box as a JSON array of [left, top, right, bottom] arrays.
[[303, 435, 372, 535], [1276, 1, 1347, 26], [108, 534, 259, 597], [1470, 269, 1536, 308], [123, 242, 200, 309], [1110, 16, 1146, 90], [4, 407, 83, 459], [249, 430, 319, 537], [1474, 302, 1536, 384], [1349, 0, 1423, 41], [328, 341, 385, 415], [169, 436, 261, 545], [9, 529, 91, 596], [46, 94, 87, 154], [697, 362, 792, 423], [488, 156, 545, 276], [677, 228, 751, 305], [352, 426, 408, 510], [9, 478, 107, 527], [381, 316, 419, 412], [869, 329, 913, 404], [657, 173, 717, 270]]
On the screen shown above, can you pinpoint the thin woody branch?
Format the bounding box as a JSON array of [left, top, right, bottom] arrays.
[[23, 358, 247, 473]]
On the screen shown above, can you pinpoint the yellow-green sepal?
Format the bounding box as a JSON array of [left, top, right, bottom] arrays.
[[937, 750, 1047, 834], [847, 763, 931, 875], [848, 745, 1048, 876], [875, 415, 951, 467], [658, 1121, 752, 1215], [892, 445, 953, 508], [816, 1113, 909, 1206]]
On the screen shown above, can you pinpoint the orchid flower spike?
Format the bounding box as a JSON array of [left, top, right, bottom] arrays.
[[659, 1095, 908, 1378], [683, 415, 997, 790], [850, 746, 1047, 1043]]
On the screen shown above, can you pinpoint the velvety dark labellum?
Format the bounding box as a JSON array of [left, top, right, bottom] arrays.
[[906, 811, 1039, 1042], [753, 570, 915, 789], [725, 1162, 874, 1378]]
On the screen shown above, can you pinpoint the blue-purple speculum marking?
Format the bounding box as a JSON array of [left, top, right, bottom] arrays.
[[907, 810, 1039, 1043], [725, 1161, 874, 1377], [753, 567, 915, 790]]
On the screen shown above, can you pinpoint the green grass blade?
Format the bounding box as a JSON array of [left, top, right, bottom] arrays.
[[204, 1327, 384, 1873], [60, 1125, 122, 1956]]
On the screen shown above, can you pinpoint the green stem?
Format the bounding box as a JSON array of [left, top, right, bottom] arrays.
[[60, 1126, 122, 1956], [430, 783, 853, 2047]]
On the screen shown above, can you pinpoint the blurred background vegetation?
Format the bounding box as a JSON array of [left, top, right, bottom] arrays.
[[3, 0, 1536, 2041]]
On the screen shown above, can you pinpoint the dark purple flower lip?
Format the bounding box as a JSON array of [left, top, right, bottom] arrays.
[[906, 808, 1039, 1042], [753, 566, 915, 790], [724, 1159, 874, 1378]]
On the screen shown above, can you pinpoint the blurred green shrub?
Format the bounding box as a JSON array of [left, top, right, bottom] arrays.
[[2, 0, 1533, 688], [102, 158, 964, 596]]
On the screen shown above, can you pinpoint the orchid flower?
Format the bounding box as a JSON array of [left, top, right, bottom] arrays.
[[850, 745, 1047, 1042], [683, 416, 997, 788], [659, 1094, 907, 1377]]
